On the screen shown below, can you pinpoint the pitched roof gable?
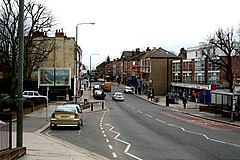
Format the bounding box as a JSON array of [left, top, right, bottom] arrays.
[[146, 47, 177, 58]]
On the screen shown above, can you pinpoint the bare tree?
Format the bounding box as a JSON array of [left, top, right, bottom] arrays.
[[202, 27, 240, 92], [0, 0, 56, 98], [0, 0, 20, 98], [24, 0, 56, 80]]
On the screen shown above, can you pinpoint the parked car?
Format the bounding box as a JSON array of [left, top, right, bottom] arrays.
[[50, 104, 83, 129], [93, 90, 106, 100], [22, 91, 47, 99], [112, 92, 124, 101], [0, 93, 10, 99], [124, 86, 133, 94]]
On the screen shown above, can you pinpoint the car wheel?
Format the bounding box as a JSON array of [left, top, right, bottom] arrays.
[[80, 119, 83, 126], [50, 124, 55, 130]]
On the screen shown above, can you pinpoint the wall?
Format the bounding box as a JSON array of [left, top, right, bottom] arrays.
[[31, 36, 75, 80], [150, 58, 170, 95]]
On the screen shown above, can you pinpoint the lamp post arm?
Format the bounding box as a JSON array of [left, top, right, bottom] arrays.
[[74, 22, 95, 103]]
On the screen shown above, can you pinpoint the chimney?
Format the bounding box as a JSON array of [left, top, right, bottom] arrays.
[[55, 28, 65, 37]]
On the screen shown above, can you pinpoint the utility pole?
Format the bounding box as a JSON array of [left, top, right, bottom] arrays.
[[17, 0, 24, 147]]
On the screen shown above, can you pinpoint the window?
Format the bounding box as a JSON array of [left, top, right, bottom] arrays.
[[194, 72, 204, 83], [194, 60, 204, 72], [183, 73, 192, 83], [172, 63, 180, 72], [182, 61, 192, 71], [208, 72, 220, 84], [208, 62, 219, 71], [172, 73, 181, 82]]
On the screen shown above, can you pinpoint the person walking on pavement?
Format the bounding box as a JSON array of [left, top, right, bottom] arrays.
[[182, 91, 187, 109]]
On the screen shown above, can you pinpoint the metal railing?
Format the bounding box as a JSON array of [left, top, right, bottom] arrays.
[[0, 112, 12, 151]]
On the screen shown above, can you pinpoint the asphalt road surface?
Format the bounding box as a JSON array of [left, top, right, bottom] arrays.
[[47, 84, 240, 160]]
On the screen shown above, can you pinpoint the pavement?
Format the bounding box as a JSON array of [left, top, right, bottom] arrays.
[[12, 85, 240, 159]]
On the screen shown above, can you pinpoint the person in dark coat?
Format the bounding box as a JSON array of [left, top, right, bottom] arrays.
[[182, 91, 187, 109]]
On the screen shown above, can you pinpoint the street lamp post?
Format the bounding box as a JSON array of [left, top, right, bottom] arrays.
[[90, 54, 100, 98], [122, 56, 125, 84], [75, 22, 94, 103], [17, 0, 24, 147]]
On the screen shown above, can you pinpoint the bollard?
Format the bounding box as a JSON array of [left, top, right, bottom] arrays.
[[102, 101, 104, 110], [91, 103, 93, 111]]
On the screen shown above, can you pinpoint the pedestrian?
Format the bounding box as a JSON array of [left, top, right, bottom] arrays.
[[182, 91, 187, 109]]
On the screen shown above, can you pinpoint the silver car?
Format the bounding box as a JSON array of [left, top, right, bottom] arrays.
[[112, 92, 124, 101], [124, 86, 133, 94]]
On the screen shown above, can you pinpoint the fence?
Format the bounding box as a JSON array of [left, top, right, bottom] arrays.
[[0, 112, 12, 151]]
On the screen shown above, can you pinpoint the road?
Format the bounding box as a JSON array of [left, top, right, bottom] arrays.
[[47, 84, 240, 160]]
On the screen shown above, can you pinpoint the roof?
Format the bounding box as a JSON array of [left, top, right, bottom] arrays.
[[96, 61, 107, 69], [146, 47, 177, 58], [129, 51, 146, 60], [121, 51, 134, 59]]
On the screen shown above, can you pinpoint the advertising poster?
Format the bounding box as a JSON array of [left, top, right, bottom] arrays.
[[38, 68, 71, 87], [39, 68, 54, 86], [55, 68, 71, 86]]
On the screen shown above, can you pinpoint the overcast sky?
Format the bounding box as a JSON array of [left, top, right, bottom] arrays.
[[40, 0, 240, 69]]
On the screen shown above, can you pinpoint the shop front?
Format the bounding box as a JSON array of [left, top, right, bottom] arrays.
[[171, 82, 212, 104]]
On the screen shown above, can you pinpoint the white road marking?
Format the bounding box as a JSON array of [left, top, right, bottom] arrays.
[[166, 122, 240, 148], [100, 111, 119, 159], [109, 145, 113, 149], [145, 111, 240, 148], [155, 118, 166, 123], [131, 107, 135, 109], [112, 152, 117, 158], [137, 110, 143, 113], [145, 114, 152, 118], [105, 123, 143, 160]]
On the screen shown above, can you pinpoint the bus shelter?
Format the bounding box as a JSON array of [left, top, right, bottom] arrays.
[[211, 90, 240, 119]]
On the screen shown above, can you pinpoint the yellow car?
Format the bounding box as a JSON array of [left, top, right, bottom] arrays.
[[50, 104, 83, 129]]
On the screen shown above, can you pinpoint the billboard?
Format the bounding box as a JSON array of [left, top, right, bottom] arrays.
[[38, 68, 71, 87], [55, 68, 71, 86]]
